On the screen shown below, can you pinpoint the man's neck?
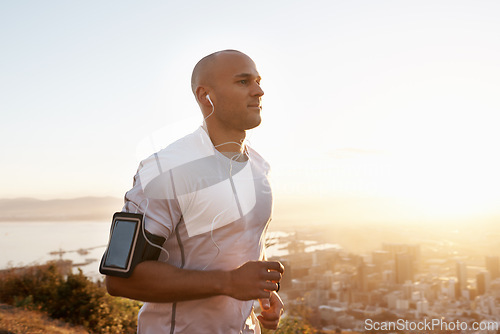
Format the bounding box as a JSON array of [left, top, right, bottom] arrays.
[[203, 123, 246, 154]]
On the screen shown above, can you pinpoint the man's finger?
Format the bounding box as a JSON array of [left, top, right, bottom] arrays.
[[259, 298, 270, 310], [263, 261, 284, 273], [262, 281, 279, 292], [257, 316, 279, 330], [263, 271, 282, 282], [257, 290, 271, 300], [260, 310, 280, 321]]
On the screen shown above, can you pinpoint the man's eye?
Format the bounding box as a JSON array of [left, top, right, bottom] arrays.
[[239, 80, 247, 84]]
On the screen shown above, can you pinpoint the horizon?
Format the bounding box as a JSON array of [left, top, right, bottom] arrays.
[[1, 195, 498, 231]]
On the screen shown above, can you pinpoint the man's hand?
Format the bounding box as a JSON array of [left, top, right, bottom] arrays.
[[226, 261, 283, 300], [258, 292, 284, 330]]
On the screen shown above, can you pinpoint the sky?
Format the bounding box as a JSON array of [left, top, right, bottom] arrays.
[[1, 0, 499, 225]]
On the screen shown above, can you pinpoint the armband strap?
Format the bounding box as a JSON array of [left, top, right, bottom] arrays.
[[99, 212, 166, 278]]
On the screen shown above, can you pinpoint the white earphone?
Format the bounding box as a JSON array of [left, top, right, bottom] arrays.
[[206, 94, 213, 106]]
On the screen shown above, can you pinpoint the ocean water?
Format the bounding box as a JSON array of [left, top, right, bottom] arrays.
[[0, 221, 111, 280]]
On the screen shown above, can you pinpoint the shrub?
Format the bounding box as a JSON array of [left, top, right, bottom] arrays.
[[0, 261, 141, 334], [261, 316, 319, 334]]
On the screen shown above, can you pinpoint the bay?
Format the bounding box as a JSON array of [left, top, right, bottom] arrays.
[[0, 221, 111, 281]]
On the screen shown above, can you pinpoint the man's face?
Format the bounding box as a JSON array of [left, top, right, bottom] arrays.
[[209, 52, 265, 131]]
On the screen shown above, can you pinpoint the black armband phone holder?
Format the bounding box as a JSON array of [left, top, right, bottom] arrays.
[[99, 212, 166, 278]]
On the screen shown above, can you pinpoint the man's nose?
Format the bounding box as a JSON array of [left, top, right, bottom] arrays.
[[252, 84, 264, 97]]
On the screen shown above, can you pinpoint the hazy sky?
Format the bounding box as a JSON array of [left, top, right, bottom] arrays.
[[1, 1, 499, 223]]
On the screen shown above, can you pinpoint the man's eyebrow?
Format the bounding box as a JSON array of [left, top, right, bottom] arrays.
[[234, 73, 261, 81]]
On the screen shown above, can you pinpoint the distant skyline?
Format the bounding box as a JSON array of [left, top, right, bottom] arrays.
[[1, 1, 499, 225]]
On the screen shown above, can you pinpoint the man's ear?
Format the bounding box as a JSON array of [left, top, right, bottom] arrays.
[[195, 86, 211, 107]]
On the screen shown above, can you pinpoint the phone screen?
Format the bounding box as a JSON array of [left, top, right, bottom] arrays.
[[104, 220, 137, 269]]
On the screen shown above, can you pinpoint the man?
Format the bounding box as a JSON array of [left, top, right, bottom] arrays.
[[105, 50, 284, 333]]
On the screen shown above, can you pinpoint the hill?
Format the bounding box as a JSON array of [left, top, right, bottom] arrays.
[[0, 197, 123, 222]]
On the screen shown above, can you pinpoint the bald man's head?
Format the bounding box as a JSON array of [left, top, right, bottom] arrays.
[[191, 49, 264, 131], [191, 50, 249, 96]]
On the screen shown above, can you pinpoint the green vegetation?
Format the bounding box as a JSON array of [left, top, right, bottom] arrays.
[[261, 316, 319, 334], [0, 262, 141, 334]]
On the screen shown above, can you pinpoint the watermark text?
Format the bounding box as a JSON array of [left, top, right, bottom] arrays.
[[365, 318, 499, 332]]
